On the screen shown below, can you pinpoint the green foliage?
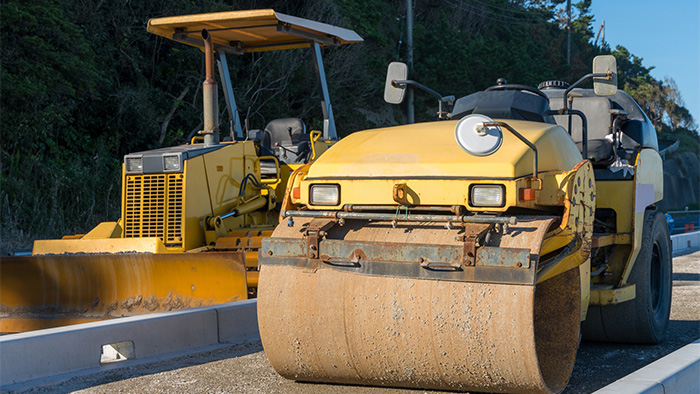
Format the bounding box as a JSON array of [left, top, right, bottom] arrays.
[[659, 126, 700, 156]]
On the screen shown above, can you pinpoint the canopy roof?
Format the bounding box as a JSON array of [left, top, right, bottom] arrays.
[[147, 9, 363, 53]]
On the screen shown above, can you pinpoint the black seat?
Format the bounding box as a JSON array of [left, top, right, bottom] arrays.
[[261, 118, 309, 163], [262, 118, 306, 150], [576, 139, 614, 163]]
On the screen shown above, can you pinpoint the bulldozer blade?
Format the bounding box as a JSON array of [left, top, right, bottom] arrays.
[[0, 251, 248, 333], [258, 217, 581, 393]]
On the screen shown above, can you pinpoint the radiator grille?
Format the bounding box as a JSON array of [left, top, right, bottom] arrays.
[[124, 174, 183, 247]]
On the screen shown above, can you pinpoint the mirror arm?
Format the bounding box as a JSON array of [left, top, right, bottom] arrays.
[[393, 79, 444, 99], [392, 79, 450, 117], [484, 122, 539, 183], [562, 72, 611, 111]]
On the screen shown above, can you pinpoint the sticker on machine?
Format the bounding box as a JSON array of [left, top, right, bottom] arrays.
[[635, 184, 655, 213]]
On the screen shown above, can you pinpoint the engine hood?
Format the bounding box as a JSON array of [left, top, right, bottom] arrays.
[[307, 119, 582, 180]]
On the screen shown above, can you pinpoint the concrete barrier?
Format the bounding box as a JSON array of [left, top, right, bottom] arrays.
[[0, 299, 258, 391], [672, 231, 700, 253], [593, 339, 700, 394]]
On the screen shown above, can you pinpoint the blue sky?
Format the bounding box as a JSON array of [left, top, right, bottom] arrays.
[[589, 0, 700, 128]]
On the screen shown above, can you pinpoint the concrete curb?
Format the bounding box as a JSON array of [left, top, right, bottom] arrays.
[[0, 299, 258, 392], [593, 339, 700, 394], [671, 231, 700, 253]]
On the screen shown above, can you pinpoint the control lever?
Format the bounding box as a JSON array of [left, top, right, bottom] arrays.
[[275, 142, 295, 159]]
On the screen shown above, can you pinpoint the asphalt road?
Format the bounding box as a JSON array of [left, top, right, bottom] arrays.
[[19, 249, 700, 394]]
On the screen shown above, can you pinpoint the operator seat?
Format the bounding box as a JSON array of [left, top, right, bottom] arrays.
[[262, 118, 306, 150], [259, 118, 309, 178], [550, 97, 614, 164]]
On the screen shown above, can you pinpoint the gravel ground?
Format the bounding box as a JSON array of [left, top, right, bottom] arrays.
[[16, 249, 700, 394]]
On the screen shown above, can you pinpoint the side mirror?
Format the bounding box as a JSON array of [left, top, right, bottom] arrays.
[[384, 62, 408, 104], [593, 55, 618, 96]]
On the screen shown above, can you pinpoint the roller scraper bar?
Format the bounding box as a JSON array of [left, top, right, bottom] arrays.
[[281, 209, 518, 225]]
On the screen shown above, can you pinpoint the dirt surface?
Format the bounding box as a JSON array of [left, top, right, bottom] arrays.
[[15, 249, 700, 394]]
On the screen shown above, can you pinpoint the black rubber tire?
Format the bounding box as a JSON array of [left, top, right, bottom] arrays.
[[582, 209, 672, 344]]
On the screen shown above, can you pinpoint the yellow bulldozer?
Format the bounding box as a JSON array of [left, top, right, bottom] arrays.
[[257, 55, 671, 393], [0, 9, 362, 333]]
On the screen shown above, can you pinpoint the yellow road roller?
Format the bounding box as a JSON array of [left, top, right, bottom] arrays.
[[0, 9, 362, 333], [257, 55, 671, 393]]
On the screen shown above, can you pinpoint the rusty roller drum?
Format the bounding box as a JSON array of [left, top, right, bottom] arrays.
[[258, 217, 581, 393]]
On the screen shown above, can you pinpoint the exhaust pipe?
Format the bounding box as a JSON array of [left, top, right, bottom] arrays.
[[201, 29, 219, 145]]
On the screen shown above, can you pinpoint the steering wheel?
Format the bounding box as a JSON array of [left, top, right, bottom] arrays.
[[485, 84, 549, 100]]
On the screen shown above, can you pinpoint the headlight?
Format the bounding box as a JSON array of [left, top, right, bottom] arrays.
[[309, 184, 340, 206], [470, 185, 505, 207], [163, 155, 181, 172], [125, 157, 143, 173]]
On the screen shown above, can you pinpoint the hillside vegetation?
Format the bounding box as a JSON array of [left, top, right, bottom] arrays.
[[1, 0, 697, 252]]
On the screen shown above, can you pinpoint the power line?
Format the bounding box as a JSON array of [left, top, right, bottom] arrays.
[[445, 0, 552, 24], [469, 0, 553, 17]]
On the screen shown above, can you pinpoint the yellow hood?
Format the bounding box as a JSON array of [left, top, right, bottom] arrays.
[[307, 119, 582, 180]]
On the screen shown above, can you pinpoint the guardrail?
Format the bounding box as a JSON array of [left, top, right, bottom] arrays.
[[666, 210, 700, 235]]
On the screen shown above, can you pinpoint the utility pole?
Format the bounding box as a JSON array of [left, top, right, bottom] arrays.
[[406, 0, 414, 124], [594, 20, 605, 47], [566, 0, 571, 65]]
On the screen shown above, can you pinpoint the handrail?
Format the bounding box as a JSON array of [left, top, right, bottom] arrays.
[[309, 130, 322, 161], [483, 122, 540, 186], [256, 156, 281, 185], [547, 109, 589, 159]]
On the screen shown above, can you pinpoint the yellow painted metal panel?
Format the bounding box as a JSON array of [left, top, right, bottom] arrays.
[[596, 180, 634, 233], [579, 260, 591, 321], [591, 233, 632, 248], [202, 142, 253, 217], [299, 121, 586, 210], [540, 228, 576, 256], [306, 119, 581, 181], [183, 156, 211, 250], [0, 252, 248, 332], [620, 148, 665, 285], [32, 237, 167, 255], [301, 178, 519, 211], [590, 284, 636, 305], [537, 161, 595, 284], [147, 9, 362, 53], [82, 222, 122, 239], [635, 148, 664, 204], [274, 163, 299, 207]]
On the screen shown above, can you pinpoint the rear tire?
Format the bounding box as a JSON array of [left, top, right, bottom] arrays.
[[582, 209, 672, 344]]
